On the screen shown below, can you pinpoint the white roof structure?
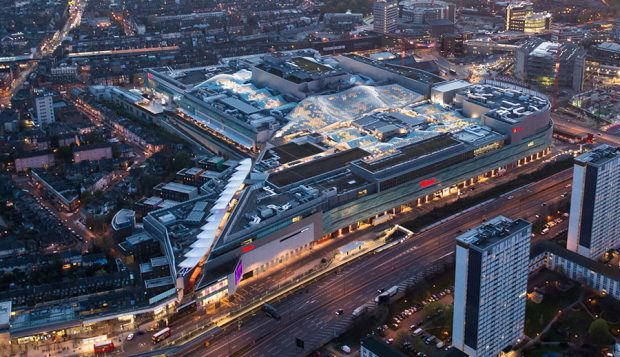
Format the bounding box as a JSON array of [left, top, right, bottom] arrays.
[[179, 158, 252, 268]]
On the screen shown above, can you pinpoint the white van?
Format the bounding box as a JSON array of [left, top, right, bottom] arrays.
[[412, 327, 423, 336]]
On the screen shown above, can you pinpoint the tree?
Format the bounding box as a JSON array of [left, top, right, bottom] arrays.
[[395, 331, 411, 346], [412, 336, 425, 352], [587, 319, 614, 345]]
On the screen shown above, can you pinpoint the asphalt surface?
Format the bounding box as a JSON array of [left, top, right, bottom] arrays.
[[553, 116, 620, 147], [172, 169, 572, 357]]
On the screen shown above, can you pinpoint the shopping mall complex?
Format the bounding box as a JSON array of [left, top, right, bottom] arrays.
[[0, 49, 555, 344], [141, 49, 553, 307]]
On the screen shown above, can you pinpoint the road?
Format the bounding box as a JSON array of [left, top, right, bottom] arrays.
[[117, 157, 561, 356], [0, 0, 86, 106], [170, 169, 572, 357], [553, 115, 620, 147]]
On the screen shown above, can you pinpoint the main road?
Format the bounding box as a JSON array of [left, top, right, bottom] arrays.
[[552, 115, 620, 147], [169, 169, 571, 357]]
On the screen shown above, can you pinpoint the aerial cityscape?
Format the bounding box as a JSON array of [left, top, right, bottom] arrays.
[[1, 0, 620, 356]]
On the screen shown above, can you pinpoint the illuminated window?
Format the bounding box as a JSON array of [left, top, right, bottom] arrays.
[[292, 216, 302, 223]]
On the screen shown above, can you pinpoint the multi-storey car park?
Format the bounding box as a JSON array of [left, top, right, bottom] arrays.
[[138, 49, 554, 308]]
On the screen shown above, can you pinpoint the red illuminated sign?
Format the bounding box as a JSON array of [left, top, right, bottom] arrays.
[[420, 178, 436, 188], [242, 244, 255, 253], [512, 127, 524, 133]]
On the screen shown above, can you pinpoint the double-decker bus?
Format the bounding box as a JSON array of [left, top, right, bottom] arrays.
[[152, 327, 171, 344], [93, 340, 115, 353]]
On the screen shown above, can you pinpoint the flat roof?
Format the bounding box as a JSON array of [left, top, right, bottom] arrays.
[[357, 134, 460, 173], [0, 301, 10, 328], [456, 216, 530, 251], [161, 182, 198, 194], [267, 148, 369, 187], [264, 142, 325, 164], [219, 96, 260, 115], [597, 42, 620, 54], [575, 145, 620, 166], [531, 241, 620, 282], [432, 80, 471, 93]]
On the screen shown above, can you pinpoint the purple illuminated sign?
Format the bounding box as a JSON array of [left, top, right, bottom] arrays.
[[234, 259, 243, 286]]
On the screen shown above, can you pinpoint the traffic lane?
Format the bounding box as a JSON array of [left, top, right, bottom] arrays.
[[175, 169, 571, 355], [240, 191, 569, 356], [186, 229, 453, 357], [179, 177, 572, 356], [239, 242, 459, 356], [173, 166, 570, 344], [193, 242, 450, 357], [553, 121, 620, 146], [188, 193, 557, 357]]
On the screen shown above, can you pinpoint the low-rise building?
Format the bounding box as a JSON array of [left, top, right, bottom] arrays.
[[14, 150, 55, 172], [30, 170, 79, 212], [530, 241, 620, 301], [73, 143, 113, 163], [153, 182, 199, 202]]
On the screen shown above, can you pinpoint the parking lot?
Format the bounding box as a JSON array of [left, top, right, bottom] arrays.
[[374, 285, 455, 356]]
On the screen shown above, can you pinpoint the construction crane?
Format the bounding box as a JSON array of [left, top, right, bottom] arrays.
[[552, 30, 562, 110]]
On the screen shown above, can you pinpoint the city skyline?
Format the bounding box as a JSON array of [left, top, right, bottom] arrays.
[[0, 0, 620, 356]]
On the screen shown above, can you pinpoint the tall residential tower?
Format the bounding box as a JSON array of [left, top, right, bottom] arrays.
[[452, 216, 531, 357], [567, 145, 620, 259]]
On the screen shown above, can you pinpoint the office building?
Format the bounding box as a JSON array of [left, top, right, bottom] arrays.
[[567, 145, 620, 259], [585, 42, 620, 80], [373, 0, 399, 34], [515, 38, 586, 91], [453, 216, 531, 357], [505, 2, 551, 33], [33, 90, 55, 126], [440, 33, 472, 57], [401, 0, 456, 25]]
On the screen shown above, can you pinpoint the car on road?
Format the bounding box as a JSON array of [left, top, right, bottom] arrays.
[[336, 309, 344, 315], [507, 195, 514, 200], [341, 345, 351, 354], [127, 333, 134, 341]]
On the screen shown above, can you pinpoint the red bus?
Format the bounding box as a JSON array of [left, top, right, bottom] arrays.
[[93, 340, 115, 353], [152, 327, 171, 344]]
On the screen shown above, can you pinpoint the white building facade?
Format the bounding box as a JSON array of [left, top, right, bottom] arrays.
[[453, 216, 531, 357], [34, 91, 55, 126], [373, 0, 399, 34], [567, 145, 620, 259]]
